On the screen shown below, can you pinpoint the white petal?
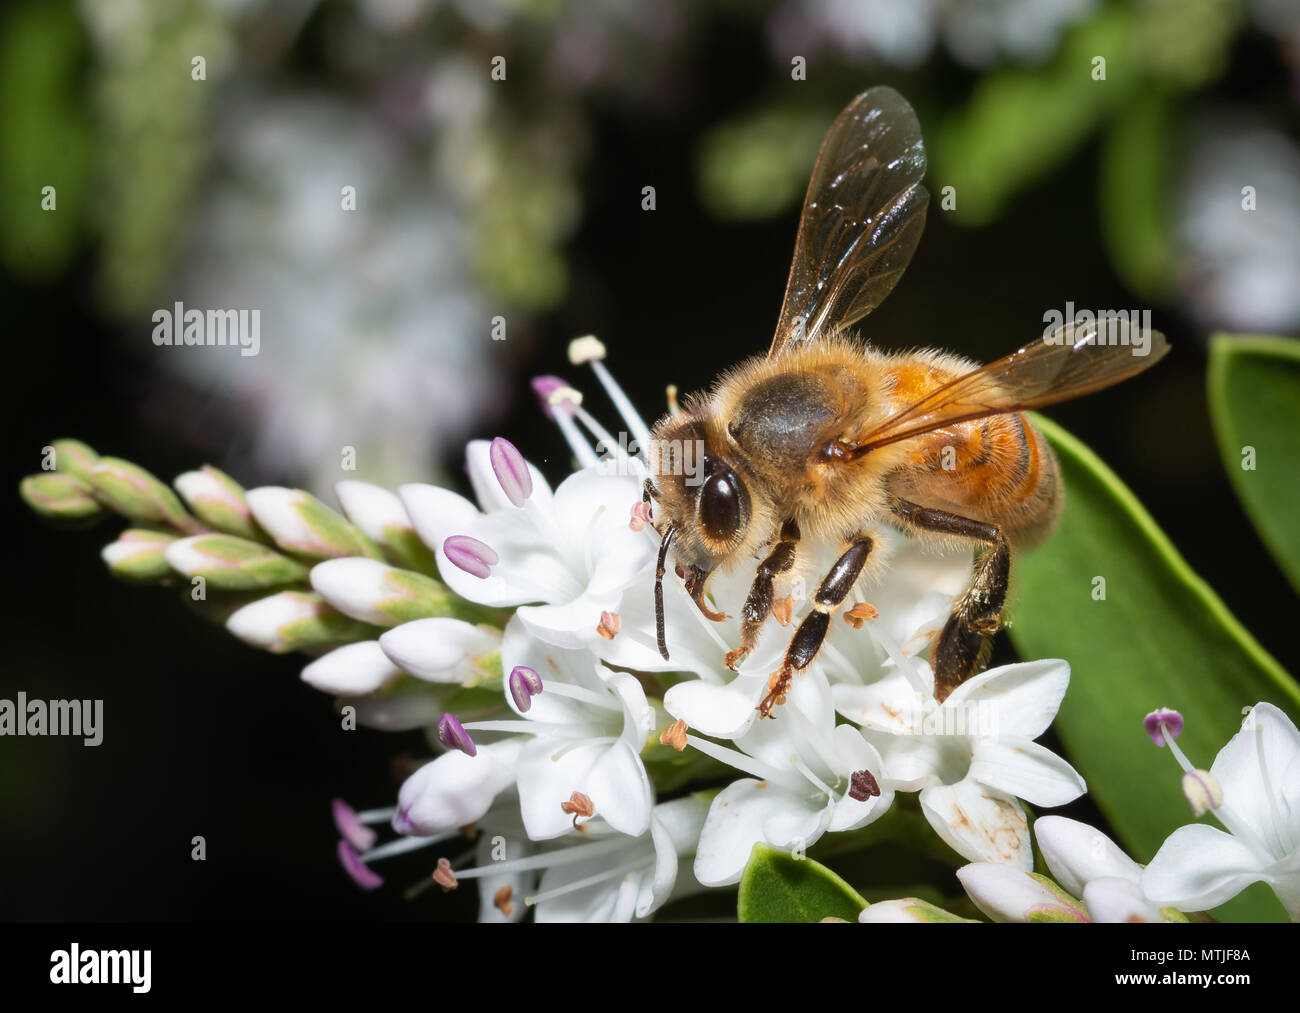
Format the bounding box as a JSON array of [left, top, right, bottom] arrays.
[[348, 686, 445, 731], [828, 726, 895, 832], [1210, 702, 1300, 839], [637, 813, 681, 919], [515, 736, 651, 840], [1142, 823, 1269, 912], [956, 862, 1081, 922], [378, 617, 501, 683], [969, 735, 1086, 807], [920, 781, 1032, 869], [664, 675, 765, 739], [301, 640, 401, 695], [1083, 876, 1164, 923], [1035, 815, 1142, 895], [693, 778, 820, 887], [944, 659, 1071, 739], [474, 832, 533, 924], [394, 738, 522, 836], [831, 666, 927, 735]]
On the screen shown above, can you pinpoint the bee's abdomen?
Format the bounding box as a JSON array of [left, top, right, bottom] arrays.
[[892, 412, 1061, 545]]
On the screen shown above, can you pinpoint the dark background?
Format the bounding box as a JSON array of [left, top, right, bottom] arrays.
[[3, 4, 1298, 920]]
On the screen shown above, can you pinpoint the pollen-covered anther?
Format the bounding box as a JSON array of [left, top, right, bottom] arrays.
[[843, 601, 878, 629], [771, 595, 794, 627], [849, 769, 882, 801], [494, 884, 516, 919], [660, 718, 688, 752], [596, 610, 621, 640], [561, 791, 595, 827], [629, 500, 652, 531], [1182, 768, 1223, 818], [567, 334, 607, 365], [432, 857, 459, 893]]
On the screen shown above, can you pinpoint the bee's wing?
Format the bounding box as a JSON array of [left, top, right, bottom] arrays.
[[768, 86, 929, 359], [845, 319, 1170, 455]]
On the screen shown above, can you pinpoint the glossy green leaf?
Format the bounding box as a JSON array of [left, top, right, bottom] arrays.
[[1008, 415, 1300, 922], [737, 843, 867, 923], [1208, 335, 1300, 596]]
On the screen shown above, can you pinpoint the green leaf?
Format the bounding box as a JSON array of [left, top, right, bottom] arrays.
[[1207, 335, 1300, 596], [737, 843, 867, 923], [1007, 415, 1300, 922]]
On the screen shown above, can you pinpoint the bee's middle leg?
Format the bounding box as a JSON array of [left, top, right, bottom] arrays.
[[726, 520, 800, 670], [758, 534, 873, 718], [891, 498, 1010, 703]]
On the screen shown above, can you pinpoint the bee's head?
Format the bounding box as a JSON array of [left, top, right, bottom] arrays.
[[646, 414, 752, 658]]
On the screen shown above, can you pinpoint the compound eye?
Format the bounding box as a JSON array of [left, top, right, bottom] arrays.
[[698, 465, 745, 544]]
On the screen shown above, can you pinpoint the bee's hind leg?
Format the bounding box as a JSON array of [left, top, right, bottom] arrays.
[[758, 533, 873, 718], [890, 498, 1010, 703], [726, 520, 800, 670]]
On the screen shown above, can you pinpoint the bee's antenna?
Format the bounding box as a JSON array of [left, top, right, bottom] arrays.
[[655, 524, 676, 660]]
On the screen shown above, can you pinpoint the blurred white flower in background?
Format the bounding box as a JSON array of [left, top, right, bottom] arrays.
[[769, 0, 1098, 70], [173, 95, 504, 493], [1175, 119, 1300, 336]]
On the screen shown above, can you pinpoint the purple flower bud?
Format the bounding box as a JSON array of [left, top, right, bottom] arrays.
[[337, 839, 383, 891], [443, 535, 499, 579], [489, 437, 533, 508], [437, 713, 477, 757], [509, 665, 543, 712], [331, 798, 377, 852], [1144, 708, 1184, 747]]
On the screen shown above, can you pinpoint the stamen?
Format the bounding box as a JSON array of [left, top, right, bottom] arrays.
[[332, 798, 377, 852], [772, 595, 794, 627], [844, 601, 878, 629], [547, 387, 600, 468], [597, 610, 621, 640], [561, 791, 595, 827], [494, 885, 516, 918], [630, 500, 652, 531], [684, 733, 794, 787], [443, 535, 499, 579], [337, 840, 384, 890], [523, 856, 647, 908], [666, 384, 681, 416], [362, 830, 458, 863], [660, 718, 688, 751], [437, 713, 477, 757], [1144, 708, 1184, 746], [1181, 769, 1223, 818], [849, 769, 882, 801], [568, 335, 652, 455], [489, 437, 533, 507], [432, 856, 459, 892], [508, 665, 543, 712]]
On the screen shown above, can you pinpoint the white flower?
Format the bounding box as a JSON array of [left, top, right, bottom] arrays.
[[835, 658, 1085, 869], [1142, 702, 1300, 920], [957, 816, 1180, 923], [689, 670, 893, 887], [458, 617, 655, 840], [401, 440, 653, 653], [394, 738, 524, 837]]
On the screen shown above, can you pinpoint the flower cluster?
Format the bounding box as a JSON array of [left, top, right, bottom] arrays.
[[35, 339, 1299, 923]]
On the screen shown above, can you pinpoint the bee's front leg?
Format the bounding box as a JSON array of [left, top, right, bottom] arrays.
[[726, 520, 800, 670], [890, 498, 1010, 702], [758, 534, 873, 718]]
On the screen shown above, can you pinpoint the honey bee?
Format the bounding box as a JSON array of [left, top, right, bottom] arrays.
[[644, 86, 1168, 718]]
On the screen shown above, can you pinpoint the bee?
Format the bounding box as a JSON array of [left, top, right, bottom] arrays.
[[644, 86, 1168, 718]]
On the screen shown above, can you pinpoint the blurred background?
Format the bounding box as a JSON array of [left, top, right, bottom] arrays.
[[2, 0, 1298, 920]]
